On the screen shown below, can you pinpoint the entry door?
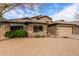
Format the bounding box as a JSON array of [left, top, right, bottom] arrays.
[[58, 27, 72, 36]]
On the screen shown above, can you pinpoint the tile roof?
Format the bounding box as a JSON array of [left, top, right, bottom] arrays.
[[0, 15, 52, 24], [49, 20, 79, 26], [0, 18, 47, 24], [31, 15, 52, 20]]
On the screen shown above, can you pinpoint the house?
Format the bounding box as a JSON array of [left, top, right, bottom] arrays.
[[0, 15, 79, 38], [0, 16, 52, 37], [48, 20, 79, 36]]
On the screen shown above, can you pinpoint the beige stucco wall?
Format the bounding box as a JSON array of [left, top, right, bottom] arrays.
[[0, 24, 5, 36], [39, 17, 53, 24], [74, 26, 79, 35], [48, 25, 57, 35], [27, 23, 47, 37], [32, 17, 53, 24], [0, 23, 11, 36]]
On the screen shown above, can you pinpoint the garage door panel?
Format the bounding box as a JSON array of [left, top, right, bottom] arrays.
[[58, 27, 72, 36]]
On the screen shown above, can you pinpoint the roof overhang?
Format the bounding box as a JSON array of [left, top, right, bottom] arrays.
[[0, 20, 48, 24]]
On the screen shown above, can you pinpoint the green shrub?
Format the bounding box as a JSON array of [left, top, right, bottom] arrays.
[[5, 30, 28, 38], [5, 31, 11, 37]]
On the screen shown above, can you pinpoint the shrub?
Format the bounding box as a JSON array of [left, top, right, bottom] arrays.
[[5, 31, 11, 37], [5, 30, 28, 38]]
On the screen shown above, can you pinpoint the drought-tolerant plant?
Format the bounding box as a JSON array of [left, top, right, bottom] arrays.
[[5, 30, 28, 38]]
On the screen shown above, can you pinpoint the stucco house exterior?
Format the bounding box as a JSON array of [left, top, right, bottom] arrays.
[[0, 15, 52, 37], [0, 15, 79, 38]]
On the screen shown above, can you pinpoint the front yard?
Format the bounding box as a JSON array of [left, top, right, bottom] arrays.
[[0, 37, 79, 56]]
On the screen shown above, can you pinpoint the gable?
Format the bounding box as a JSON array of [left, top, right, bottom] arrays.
[[31, 15, 53, 24]]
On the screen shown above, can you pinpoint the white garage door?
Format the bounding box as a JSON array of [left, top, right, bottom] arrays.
[[57, 27, 72, 36]]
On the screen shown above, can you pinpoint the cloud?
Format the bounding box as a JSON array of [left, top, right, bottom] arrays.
[[3, 3, 43, 19], [4, 3, 79, 21], [51, 3, 79, 21]]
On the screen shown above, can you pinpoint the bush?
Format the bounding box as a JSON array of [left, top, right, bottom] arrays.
[[5, 30, 28, 38], [5, 31, 11, 37]]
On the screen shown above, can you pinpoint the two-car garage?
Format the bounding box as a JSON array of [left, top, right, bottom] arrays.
[[57, 26, 73, 36], [48, 23, 74, 36]]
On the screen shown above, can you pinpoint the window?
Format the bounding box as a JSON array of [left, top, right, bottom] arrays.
[[10, 26, 23, 31], [33, 26, 39, 32], [33, 26, 43, 32], [10, 26, 17, 31], [18, 26, 23, 30], [39, 26, 43, 31]]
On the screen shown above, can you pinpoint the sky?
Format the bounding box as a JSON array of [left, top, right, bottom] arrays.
[[3, 3, 79, 21]]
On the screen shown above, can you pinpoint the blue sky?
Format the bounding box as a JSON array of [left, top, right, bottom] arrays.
[[3, 3, 79, 21], [39, 3, 72, 15]]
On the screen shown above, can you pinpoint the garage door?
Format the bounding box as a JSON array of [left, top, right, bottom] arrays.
[[57, 27, 72, 36]]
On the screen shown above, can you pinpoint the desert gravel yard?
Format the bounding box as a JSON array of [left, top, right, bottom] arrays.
[[0, 37, 79, 56]]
